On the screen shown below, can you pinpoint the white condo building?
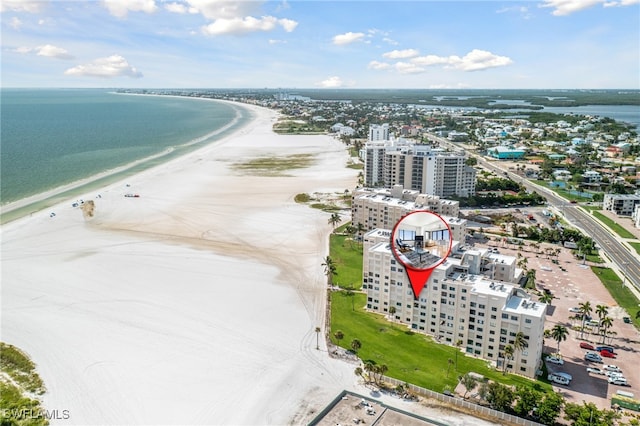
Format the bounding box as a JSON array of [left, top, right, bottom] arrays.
[[363, 138, 476, 198], [351, 186, 464, 241], [362, 230, 544, 378]]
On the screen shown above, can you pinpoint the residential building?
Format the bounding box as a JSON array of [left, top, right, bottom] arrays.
[[364, 141, 476, 197], [603, 193, 640, 216], [362, 233, 544, 378], [351, 186, 463, 241]]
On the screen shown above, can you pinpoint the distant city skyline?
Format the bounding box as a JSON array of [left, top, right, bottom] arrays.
[[1, 0, 639, 89]]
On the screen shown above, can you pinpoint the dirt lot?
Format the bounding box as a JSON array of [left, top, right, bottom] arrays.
[[476, 237, 640, 412]]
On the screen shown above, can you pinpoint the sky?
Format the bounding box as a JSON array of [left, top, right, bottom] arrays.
[[1, 0, 639, 89]]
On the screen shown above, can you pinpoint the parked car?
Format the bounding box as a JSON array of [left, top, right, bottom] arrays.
[[623, 317, 632, 324], [554, 372, 573, 381], [606, 371, 624, 378], [585, 352, 603, 363], [608, 377, 628, 386], [596, 346, 615, 354], [600, 350, 616, 358], [545, 355, 564, 365], [548, 374, 570, 385], [586, 367, 605, 375], [587, 320, 600, 327], [580, 342, 595, 350], [569, 307, 581, 313], [604, 365, 621, 373]]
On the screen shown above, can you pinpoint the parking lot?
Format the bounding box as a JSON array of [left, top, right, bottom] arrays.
[[480, 238, 640, 410]]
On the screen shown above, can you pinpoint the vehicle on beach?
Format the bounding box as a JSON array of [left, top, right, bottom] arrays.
[[545, 355, 564, 365], [580, 342, 595, 350], [587, 367, 605, 375]]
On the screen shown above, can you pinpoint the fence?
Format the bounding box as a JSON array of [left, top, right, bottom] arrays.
[[382, 375, 544, 426]]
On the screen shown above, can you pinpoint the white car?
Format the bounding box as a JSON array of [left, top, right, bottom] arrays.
[[548, 374, 570, 385], [569, 307, 581, 313], [554, 372, 573, 381], [604, 365, 621, 373], [585, 352, 603, 363], [606, 371, 624, 378], [586, 367, 605, 375], [609, 377, 628, 386], [545, 355, 564, 365]]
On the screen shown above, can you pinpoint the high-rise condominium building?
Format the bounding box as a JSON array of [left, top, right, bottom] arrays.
[[361, 230, 544, 379]]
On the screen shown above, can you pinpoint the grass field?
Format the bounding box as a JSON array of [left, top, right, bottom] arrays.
[[327, 227, 551, 394], [590, 211, 636, 239], [629, 242, 640, 256], [532, 180, 593, 202], [330, 291, 550, 393], [591, 266, 640, 329]]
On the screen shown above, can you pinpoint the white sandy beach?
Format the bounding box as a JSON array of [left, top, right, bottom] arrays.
[[2, 101, 495, 426]]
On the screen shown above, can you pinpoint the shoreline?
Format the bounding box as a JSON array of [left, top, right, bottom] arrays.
[[1, 101, 361, 424], [0, 96, 252, 225]]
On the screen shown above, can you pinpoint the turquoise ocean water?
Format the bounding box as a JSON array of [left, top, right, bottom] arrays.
[[1, 89, 252, 222]]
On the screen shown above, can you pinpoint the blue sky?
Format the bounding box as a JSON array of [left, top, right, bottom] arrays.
[[1, 0, 639, 89]]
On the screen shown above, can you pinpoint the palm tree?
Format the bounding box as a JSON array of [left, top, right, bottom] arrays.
[[600, 317, 614, 344], [351, 338, 362, 354], [328, 212, 341, 230], [539, 291, 554, 305], [334, 330, 344, 345], [578, 301, 593, 339], [550, 324, 569, 354], [388, 306, 396, 320], [513, 332, 528, 362], [315, 326, 321, 350], [636, 310, 640, 320], [503, 345, 514, 374], [321, 256, 337, 286], [447, 358, 455, 377], [525, 268, 537, 289], [595, 304, 608, 336]]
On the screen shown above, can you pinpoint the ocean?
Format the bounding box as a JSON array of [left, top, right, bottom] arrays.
[[1, 89, 252, 222]]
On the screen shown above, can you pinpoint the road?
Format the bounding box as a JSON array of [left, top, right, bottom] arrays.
[[429, 134, 640, 293]]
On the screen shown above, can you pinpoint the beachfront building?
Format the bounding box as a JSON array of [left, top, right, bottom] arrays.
[[363, 140, 476, 197], [603, 193, 640, 216], [362, 233, 544, 378], [351, 186, 464, 241]]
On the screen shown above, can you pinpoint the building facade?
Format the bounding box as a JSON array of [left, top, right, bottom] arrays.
[[603, 193, 640, 216], [362, 233, 544, 379]]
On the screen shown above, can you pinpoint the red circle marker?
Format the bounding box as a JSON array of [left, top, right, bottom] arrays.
[[389, 210, 453, 300]]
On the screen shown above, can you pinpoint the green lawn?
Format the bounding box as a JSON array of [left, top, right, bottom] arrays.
[[591, 266, 640, 329], [532, 180, 593, 202], [330, 291, 550, 393], [629, 242, 640, 256], [590, 211, 636, 239], [329, 232, 364, 290]]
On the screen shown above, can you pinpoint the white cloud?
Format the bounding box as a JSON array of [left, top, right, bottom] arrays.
[[332, 32, 365, 45], [0, 0, 45, 13], [538, 0, 636, 15], [317, 76, 345, 88], [102, 0, 158, 18], [13, 46, 33, 54], [164, 2, 198, 14], [64, 55, 143, 78], [368, 61, 390, 70], [184, 0, 262, 20], [382, 49, 419, 59], [9, 17, 23, 30], [394, 62, 425, 74], [268, 39, 286, 45], [411, 54, 450, 66], [447, 49, 513, 71], [409, 49, 512, 71], [37, 44, 74, 60], [201, 16, 297, 35], [382, 37, 399, 46]]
